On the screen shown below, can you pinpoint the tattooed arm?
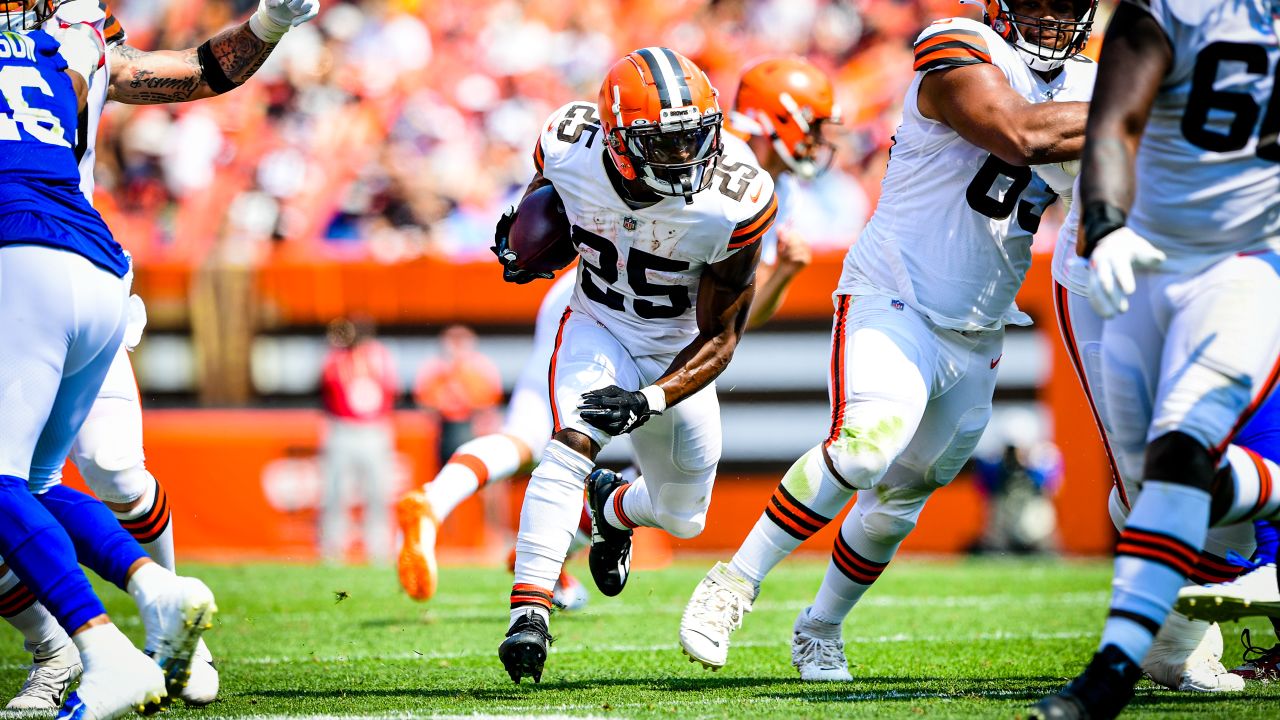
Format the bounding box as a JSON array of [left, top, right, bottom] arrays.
[[106, 0, 319, 105], [107, 25, 270, 104]]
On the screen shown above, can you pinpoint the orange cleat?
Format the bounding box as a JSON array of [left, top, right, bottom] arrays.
[[396, 491, 440, 601]]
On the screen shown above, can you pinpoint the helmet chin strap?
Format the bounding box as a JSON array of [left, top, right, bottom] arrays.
[[678, 173, 694, 205]]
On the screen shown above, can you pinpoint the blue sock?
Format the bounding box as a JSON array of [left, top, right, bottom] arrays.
[[37, 485, 147, 590], [1254, 521, 1279, 566], [0, 476, 105, 634]]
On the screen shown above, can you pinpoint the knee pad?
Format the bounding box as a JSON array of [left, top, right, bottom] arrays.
[[79, 462, 153, 506], [654, 481, 712, 539], [1145, 431, 1215, 492], [859, 506, 917, 547], [1108, 486, 1130, 533], [825, 418, 909, 490]]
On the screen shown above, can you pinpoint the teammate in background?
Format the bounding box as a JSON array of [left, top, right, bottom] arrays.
[[679, 0, 1093, 680], [0, 13, 216, 719], [392, 55, 829, 610], [0, 0, 319, 709], [1032, 0, 1280, 715], [494, 47, 775, 683]]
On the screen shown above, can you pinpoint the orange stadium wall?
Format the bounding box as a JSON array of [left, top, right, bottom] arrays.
[[116, 254, 1116, 562]]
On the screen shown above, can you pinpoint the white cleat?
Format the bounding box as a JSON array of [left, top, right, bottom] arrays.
[[791, 606, 852, 682], [1176, 563, 1280, 624], [57, 629, 165, 720], [179, 638, 219, 706], [141, 575, 218, 706], [679, 562, 755, 670], [1143, 612, 1244, 693], [7, 642, 82, 710]]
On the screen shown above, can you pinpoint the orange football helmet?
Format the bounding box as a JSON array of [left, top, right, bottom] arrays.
[[970, 0, 1097, 71], [0, 1, 59, 30], [598, 47, 723, 203], [732, 56, 840, 180]]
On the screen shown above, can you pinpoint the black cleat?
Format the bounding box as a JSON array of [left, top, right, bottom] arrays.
[[1030, 645, 1140, 720], [587, 468, 632, 597], [499, 611, 553, 684]]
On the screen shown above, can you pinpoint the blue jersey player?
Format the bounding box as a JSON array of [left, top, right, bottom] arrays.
[[0, 10, 217, 720]]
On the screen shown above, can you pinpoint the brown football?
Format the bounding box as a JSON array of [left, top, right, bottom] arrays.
[[509, 185, 576, 274]]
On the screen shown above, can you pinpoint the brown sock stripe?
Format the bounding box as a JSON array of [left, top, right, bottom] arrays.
[[830, 531, 888, 585], [0, 583, 36, 617], [453, 454, 490, 489], [120, 481, 171, 544], [510, 583, 553, 610], [1188, 552, 1247, 585], [612, 483, 638, 529], [1116, 528, 1198, 577]]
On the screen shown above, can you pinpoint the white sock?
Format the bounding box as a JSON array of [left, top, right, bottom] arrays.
[[728, 447, 852, 587], [424, 434, 530, 520], [0, 568, 72, 659], [810, 504, 895, 625], [1102, 481, 1210, 664], [511, 440, 593, 625], [115, 479, 176, 571]]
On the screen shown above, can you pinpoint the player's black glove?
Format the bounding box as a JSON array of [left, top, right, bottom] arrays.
[[579, 385, 656, 436], [491, 207, 553, 285]]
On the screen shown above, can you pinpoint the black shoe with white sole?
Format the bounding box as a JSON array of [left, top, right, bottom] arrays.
[[587, 468, 632, 597]]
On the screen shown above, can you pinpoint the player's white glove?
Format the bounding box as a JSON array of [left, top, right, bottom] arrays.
[[1033, 160, 1079, 197], [249, 0, 320, 43], [1086, 226, 1166, 319], [52, 22, 106, 84]]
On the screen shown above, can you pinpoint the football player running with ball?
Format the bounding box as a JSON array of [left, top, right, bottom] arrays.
[[680, 0, 1095, 680], [1033, 0, 1280, 716], [491, 47, 776, 683], [392, 56, 829, 611], [0, 0, 318, 710]]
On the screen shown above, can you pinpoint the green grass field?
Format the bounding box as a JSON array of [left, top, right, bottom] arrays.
[[2, 558, 1277, 719]]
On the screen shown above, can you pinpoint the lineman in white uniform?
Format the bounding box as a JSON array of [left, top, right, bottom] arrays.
[[1035, 0, 1280, 716], [679, 0, 1097, 680], [495, 46, 776, 684], [2, 0, 320, 710]]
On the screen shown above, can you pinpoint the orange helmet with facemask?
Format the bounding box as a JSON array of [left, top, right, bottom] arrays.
[[0, 1, 60, 31], [598, 47, 723, 203], [732, 56, 841, 180], [969, 0, 1097, 72]]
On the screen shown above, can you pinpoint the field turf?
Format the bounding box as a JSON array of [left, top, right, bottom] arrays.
[[2, 558, 1278, 719]]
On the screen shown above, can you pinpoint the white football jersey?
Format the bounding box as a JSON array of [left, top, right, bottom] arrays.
[[1125, 0, 1280, 268], [840, 18, 1095, 331], [534, 102, 776, 359], [45, 0, 125, 203]]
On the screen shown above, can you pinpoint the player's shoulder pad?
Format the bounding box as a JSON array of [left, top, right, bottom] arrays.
[[913, 17, 996, 74], [719, 136, 777, 251], [534, 100, 602, 177]]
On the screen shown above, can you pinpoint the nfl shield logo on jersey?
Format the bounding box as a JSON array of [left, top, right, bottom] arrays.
[[891, 299, 905, 311], [623, 216, 637, 232]]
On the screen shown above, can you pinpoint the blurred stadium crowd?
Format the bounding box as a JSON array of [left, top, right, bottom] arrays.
[[95, 0, 1034, 266]]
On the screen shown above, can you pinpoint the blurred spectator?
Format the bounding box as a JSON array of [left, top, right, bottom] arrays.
[[414, 325, 503, 459], [969, 435, 1065, 555], [98, 0, 1022, 262], [319, 316, 399, 563]]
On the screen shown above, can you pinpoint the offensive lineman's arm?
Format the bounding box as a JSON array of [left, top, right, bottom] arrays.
[[655, 241, 762, 404], [917, 63, 1087, 165], [107, 0, 317, 104], [1077, 1, 1173, 257]]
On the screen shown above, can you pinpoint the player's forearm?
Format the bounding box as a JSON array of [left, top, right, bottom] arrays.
[[656, 303, 750, 407], [746, 263, 796, 330], [1077, 2, 1171, 256], [1001, 102, 1088, 166], [108, 24, 276, 105]]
